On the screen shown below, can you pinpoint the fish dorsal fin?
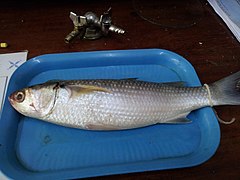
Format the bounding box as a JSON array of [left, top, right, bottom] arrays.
[[162, 81, 186, 87], [121, 78, 138, 81], [165, 117, 192, 124], [119, 79, 185, 87], [45, 79, 61, 83], [67, 85, 111, 98]]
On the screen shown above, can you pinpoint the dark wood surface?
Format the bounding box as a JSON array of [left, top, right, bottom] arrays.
[[1, 0, 240, 179]]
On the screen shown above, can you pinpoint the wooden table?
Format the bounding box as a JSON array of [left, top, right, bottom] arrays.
[[1, 0, 240, 179]]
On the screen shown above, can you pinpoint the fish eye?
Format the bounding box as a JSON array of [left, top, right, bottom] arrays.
[[14, 91, 25, 103]]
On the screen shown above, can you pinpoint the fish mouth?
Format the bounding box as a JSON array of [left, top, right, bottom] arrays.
[[8, 94, 15, 106]]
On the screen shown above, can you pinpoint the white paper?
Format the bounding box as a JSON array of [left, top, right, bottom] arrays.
[[0, 76, 8, 112], [208, 0, 240, 42], [0, 51, 28, 112], [0, 172, 10, 180]]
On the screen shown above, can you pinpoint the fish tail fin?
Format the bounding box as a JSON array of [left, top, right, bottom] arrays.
[[210, 71, 240, 105]]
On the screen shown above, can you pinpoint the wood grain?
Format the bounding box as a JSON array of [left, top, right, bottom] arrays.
[[0, 0, 240, 179]]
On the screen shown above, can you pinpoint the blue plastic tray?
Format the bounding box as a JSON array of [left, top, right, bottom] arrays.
[[0, 49, 220, 179]]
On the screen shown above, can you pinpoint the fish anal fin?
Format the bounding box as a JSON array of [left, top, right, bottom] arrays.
[[165, 117, 192, 124], [85, 123, 121, 130]]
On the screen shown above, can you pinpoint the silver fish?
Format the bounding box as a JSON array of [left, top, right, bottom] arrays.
[[9, 71, 240, 130]]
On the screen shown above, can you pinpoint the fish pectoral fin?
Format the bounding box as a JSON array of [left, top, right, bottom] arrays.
[[80, 85, 112, 93], [85, 123, 122, 131], [67, 85, 112, 98], [164, 117, 192, 124]]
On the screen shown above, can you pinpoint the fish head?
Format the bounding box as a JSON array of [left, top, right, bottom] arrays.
[[8, 82, 59, 118], [9, 87, 38, 117]]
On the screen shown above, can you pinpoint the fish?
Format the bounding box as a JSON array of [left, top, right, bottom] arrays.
[[8, 71, 240, 130]]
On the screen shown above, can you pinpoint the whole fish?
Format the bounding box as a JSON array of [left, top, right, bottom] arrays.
[[9, 71, 240, 130]]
